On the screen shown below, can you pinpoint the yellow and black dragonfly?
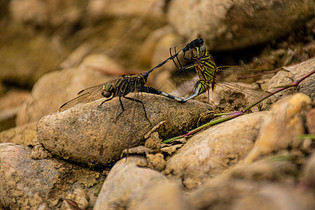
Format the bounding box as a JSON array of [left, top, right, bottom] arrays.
[[168, 38, 278, 104]]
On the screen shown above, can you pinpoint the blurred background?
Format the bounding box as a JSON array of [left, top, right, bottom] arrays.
[[0, 0, 314, 131]]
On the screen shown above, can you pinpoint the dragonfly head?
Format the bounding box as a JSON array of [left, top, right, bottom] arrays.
[[102, 83, 113, 98], [190, 44, 207, 58]]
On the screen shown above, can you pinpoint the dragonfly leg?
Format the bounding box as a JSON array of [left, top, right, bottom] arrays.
[[98, 96, 114, 107], [170, 47, 182, 70], [114, 97, 125, 123], [123, 96, 152, 126], [182, 81, 204, 102], [141, 86, 186, 102]]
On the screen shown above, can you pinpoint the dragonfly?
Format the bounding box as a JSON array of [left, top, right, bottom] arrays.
[[59, 39, 205, 125], [169, 38, 277, 103]]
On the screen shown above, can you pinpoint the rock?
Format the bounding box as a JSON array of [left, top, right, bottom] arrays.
[[245, 93, 312, 163], [146, 153, 166, 171], [139, 26, 175, 68], [188, 174, 258, 210], [37, 93, 211, 167], [0, 143, 105, 209], [0, 24, 64, 87], [187, 156, 306, 210], [164, 112, 265, 189], [9, 0, 84, 28], [300, 152, 315, 189], [0, 143, 59, 209], [94, 156, 168, 210], [265, 57, 315, 104], [226, 158, 298, 183], [0, 122, 37, 146], [306, 108, 315, 134], [87, 0, 165, 20], [16, 54, 118, 126], [233, 184, 315, 210], [0, 90, 30, 131], [131, 181, 193, 210], [168, 0, 314, 50]]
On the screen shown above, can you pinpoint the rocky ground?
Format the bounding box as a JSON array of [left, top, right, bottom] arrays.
[[0, 0, 315, 209]]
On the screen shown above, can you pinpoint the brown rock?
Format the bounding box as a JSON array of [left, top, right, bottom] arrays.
[[245, 93, 312, 163], [87, 0, 165, 20], [37, 93, 211, 167], [233, 184, 315, 210], [16, 54, 117, 126], [0, 90, 30, 131], [0, 24, 64, 87], [165, 112, 265, 189], [94, 156, 167, 210], [0, 143, 59, 209], [168, 0, 314, 50], [188, 175, 258, 210], [306, 108, 315, 135], [0, 122, 37, 146], [265, 57, 315, 104], [131, 181, 193, 210], [0, 143, 105, 209]]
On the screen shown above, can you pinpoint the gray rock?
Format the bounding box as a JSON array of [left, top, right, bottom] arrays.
[[165, 112, 266, 189], [37, 93, 211, 167], [168, 0, 314, 50], [94, 156, 167, 210]]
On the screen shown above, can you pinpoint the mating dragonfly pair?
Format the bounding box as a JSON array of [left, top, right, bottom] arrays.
[[59, 38, 257, 125]]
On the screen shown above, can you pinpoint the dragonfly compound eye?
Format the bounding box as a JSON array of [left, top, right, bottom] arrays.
[[102, 83, 113, 98], [102, 91, 112, 98], [199, 45, 206, 56]]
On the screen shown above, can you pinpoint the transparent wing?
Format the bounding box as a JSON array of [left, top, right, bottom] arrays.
[[59, 84, 105, 112], [216, 65, 281, 83]]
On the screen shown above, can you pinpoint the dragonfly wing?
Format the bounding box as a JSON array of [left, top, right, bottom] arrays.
[[59, 84, 105, 112], [217, 65, 280, 83]]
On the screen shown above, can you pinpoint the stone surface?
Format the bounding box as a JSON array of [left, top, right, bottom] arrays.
[[0, 90, 30, 131], [245, 93, 312, 163], [301, 152, 315, 186], [164, 112, 265, 189], [87, 0, 165, 20], [131, 181, 192, 210], [0, 143, 60, 209], [37, 93, 211, 167], [0, 143, 105, 209], [94, 156, 167, 210], [265, 57, 315, 104], [0, 24, 64, 87], [0, 122, 37, 146], [188, 174, 258, 210], [168, 0, 314, 50], [233, 184, 315, 210], [16, 54, 117, 126], [187, 156, 304, 210], [306, 108, 315, 134]]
